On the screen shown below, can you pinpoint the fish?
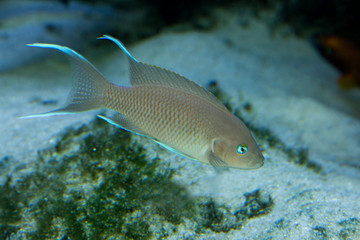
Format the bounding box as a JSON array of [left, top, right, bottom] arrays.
[[21, 35, 264, 170], [312, 34, 360, 89]]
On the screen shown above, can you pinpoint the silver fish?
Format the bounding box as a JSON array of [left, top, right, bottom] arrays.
[[22, 35, 264, 169]]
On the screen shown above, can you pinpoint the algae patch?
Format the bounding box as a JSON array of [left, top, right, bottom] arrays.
[[313, 226, 328, 239], [0, 118, 194, 239], [196, 189, 273, 234], [1, 116, 273, 239], [339, 218, 360, 240]]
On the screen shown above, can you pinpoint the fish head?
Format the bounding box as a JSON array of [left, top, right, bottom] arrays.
[[211, 133, 264, 170]]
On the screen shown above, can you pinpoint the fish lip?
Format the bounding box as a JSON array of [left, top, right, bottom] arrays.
[[250, 161, 264, 169], [247, 156, 264, 169], [255, 160, 265, 168]]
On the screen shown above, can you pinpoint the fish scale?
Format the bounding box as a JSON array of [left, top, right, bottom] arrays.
[[106, 85, 212, 158], [22, 35, 264, 170]]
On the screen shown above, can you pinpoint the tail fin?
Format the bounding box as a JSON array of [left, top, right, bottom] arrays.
[[20, 43, 110, 119]]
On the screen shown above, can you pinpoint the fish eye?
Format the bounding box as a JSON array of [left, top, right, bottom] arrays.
[[237, 144, 248, 154]]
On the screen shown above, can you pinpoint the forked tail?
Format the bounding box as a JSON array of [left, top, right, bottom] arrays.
[[20, 43, 111, 118]]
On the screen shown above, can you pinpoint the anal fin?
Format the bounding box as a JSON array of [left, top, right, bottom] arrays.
[[153, 140, 196, 161], [97, 113, 150, 138]]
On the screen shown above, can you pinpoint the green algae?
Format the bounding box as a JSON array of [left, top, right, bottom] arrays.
[[196, 189, 273, 234], [339, 218, 360, 240], [274, 218, 289, 229], [0, 178, 21, 239], [313, 226, 328, 239], [0, 118, 194, 239], [1, 115, 274, 239], [206, 80, 322, 173], [235, 189, 273, 219], [197, 198, 240, 233]]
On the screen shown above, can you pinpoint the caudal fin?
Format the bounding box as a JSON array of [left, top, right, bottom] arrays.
[[20, 43, 110, 119]]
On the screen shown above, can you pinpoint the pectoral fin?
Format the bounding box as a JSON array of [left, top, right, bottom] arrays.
[[208, 150, 228, 170], [208, 139, 228, 170]]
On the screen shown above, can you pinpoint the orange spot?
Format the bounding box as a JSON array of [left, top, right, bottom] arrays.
[[315, 35, 360, 89]]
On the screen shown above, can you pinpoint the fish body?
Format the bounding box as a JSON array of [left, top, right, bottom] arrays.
[[23, 35, 264, 169], [312, 34, 360, 89]]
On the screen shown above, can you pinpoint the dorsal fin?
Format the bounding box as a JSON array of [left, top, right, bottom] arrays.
[[98, 35, 229, 112]]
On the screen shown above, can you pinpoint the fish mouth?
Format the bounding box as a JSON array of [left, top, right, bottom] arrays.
[[250, 161, 264, 169], [247, 156, 264, 169]]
